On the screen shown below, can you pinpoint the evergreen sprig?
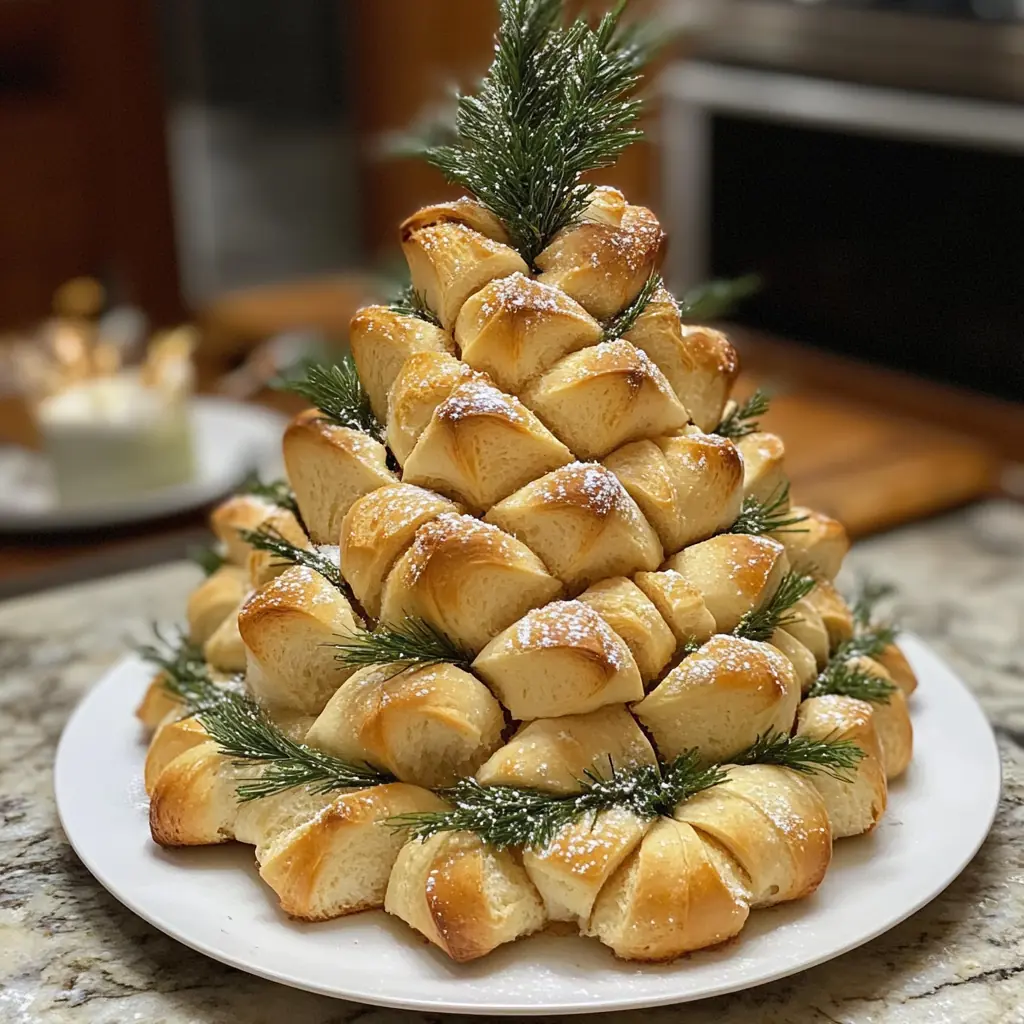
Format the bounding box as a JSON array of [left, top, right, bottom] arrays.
[[808, 661, 897, 705], [733, 571, 817, 643], [678, 274, 762, 321], [239, 473, 301, 518], [326, 617, 474, 674], [276, 358, 385, 442], [389, 284, 442, 328], [715, 389, 771, 440], [425, 0, 649, 263], [728, 485, 808, 537], [602, 272, 662, 342], [135, 626, 237, 713], [729, 731, 865, 782], [237, 525, 342, 589]]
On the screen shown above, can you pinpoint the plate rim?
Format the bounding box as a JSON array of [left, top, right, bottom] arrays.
[[54, 635, 1002, 1015]]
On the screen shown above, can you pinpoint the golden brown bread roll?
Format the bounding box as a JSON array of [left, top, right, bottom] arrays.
[[585, 817, 750, 961], [455, 273, 603, 395], [776, 506, 849, 581], [402, 377, 573, 513], [400, 196, 513, 243], [472, 600, 644, 720], [577, 576, 676, 683], [521, 340, 690, 460], [632, 569, 718, 647], [210, 493, 283, 567], [202, 601, 247, 674], [663, 534, 790, 633], [282, 410, 396, 545], [144, 713, 208, 795], [736, 432, 788, 507], [233, 783, 346, 865], [603, 432, 744, 555], [796, 695, 887, 838], [149, 741, 239, 847], [385, 831, 547, 962], [877, 642, 917, 695], [578, 184, 628, 226], [783, 597, 831, 670], [339, 483, 459, 618], [475, 704, 657, 794], [136, 673, 182, 731], [484, 462, 663, 595], [379, 512, 562, 655], [244, 506, 312, 588], [238, 564, 361, 714], [349, 305, 453, 423], [535, 204, 665, 319], [844, 656, 913, 778], [633, 635, 800, 763], [402, 220, 528, 331], [674, 765, 832, 907], [259, 783, 446, 920], [769, 627, 818, 691], [186, 564, 249, 645], [304, 663, 505, 788], [804, 577, 855, 651], [523, 807, 651, 923]]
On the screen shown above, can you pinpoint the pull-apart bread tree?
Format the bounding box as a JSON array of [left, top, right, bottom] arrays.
[[138, 0, 916, 965]]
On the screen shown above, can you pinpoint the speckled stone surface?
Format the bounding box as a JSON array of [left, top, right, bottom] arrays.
[[1, 501, 1022, 1024]]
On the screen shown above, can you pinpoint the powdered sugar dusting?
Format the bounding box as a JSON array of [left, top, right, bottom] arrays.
[[510, 600, 626, 669]]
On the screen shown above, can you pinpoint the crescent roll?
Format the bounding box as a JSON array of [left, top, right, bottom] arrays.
[[877, 642, 918, 695], [144, 713, 208, 795], [402, 377, 573, 513], [245, 506, 311, 588], [736, 432, 788, 507], [783, 597, 831, 670], [401, 196, 513, 243], [233, 783, 349, 865], [585, 817, 751, 962], [473, 600, 644, 720], [603, 431, 744, 556], [202, 600, 247, 673], [577, 577, 676, 683], [349, 305, 453, 422], [456, 273, 603, 395], [238, 564, 362, 714], [379, 512, 562, 654], [136, 673, 182, 731], [384, 831, 547, 962], [282, 410, 396, 545], [149, 741, 239, 847], [633, 635, 800, 763], [796, 695, 888, 838], [339, 483, 459, 618], [521, 340, 690, 460], [844, 656, 913, 778], [633, 569, 717, 648], [777, 506, 849, 581], [186, 564, 248, 645], [804, 577, 855, 651], [484, 462, 663, 595], [304, 663, 505, 788], [475, 704, 657, 794], [769, 627, 818, 691], [674, 765, 832, 907], [210, 493, 286, 567], [259, 783, 446, 920], [663, 534, 790, 633]]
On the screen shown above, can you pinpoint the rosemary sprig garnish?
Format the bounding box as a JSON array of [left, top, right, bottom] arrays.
[[189, 545, 226, 577], [836, 579, 898, 660], [807, 661, 897, 705], [425, 0, 648, 263], [715, 388, 771, 440], [389, 284, 442, 328], [135, 626, 236, 713], [326, 617, 474, 674], [729, 730, 865, 782], [678, 273, 762, 321], [728, 485, 808, 537], [275, 358, 385, 442], [733, 571, 817, 643], [237, 525, 341, 589], [602, 272, 661, 342], [239, 473, 300, 518]]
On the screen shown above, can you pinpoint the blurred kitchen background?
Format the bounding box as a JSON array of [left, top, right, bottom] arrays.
[[1, 0, 1023, 595]]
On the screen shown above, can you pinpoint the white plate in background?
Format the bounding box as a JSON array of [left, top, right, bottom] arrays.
[[55, 636, 1001, 1014]]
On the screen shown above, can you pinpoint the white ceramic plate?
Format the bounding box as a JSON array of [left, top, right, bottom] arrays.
[[55, 636, 1000, 1015], [0, 397, 286, 532]]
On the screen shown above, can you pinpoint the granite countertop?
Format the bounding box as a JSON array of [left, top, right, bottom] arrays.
[[1, 501, 1022, 1024]]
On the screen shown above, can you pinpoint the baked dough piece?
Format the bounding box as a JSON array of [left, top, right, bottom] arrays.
[[259, 783, 446, 920], [304, 663, 505, 788], [149, 741, 239, 847], [769, 627, 818, 691], [233, 784, 347, 865], [401, 196, 513, 243], [238, 564, 362, 714], [475, 705, 657, 794], [776, 506, 849, 581], [877, 642, 917, 695], [210, 493, 283, 567], [484, 462, 662, 595], [385, 831, 547, 961], [623, 287, 740, 432], [674, 765, 832, 907], [144, 713, 208, 795], [844, 656, 913, 778], [577, 577, 675, 683], [796, 695, 888, 838], [202, 600, 247, 673], [736, 432, 788, 507], [349, 305, 453, 422], [633, 635, 800, 763], [523, 807, 651, 923], [282, 410, 396, 544], [136, 673, 182, 731], [186, 564, 248, 645], [456, 273, 603, 394], [633, 569, 717, 647], [535, 203, 665, 319], [804, 577, 855, 651], [339, 483, 459, 618], [473, 600, 644, 719], [585, 817, 751, 962], [663, 534, 790, 633], [603, 432, 744, 555], [380, 512, 562, 655], [244, 506, 312, 588], [402, 220, 528, 331], [403, 377, 573, 513], [783, 597, 831, 670], [386, 351, 478, 466], [521, 341, 689, 460]]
